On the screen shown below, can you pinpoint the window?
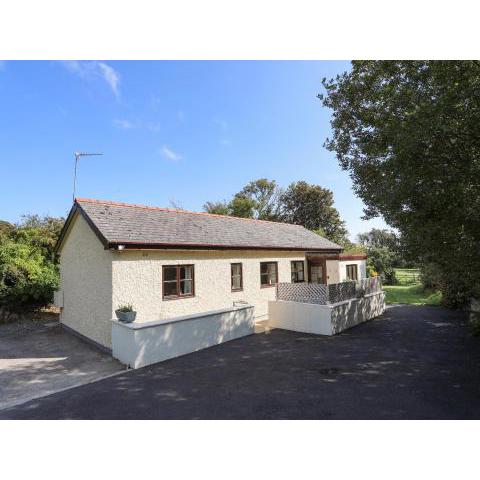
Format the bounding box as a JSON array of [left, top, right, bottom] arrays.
[[291, 261, 305, 283], [162, 265, 194, 299], [260, 261, 278, 287], [346, 264, 358, 281], [231, 263, 243, 291]]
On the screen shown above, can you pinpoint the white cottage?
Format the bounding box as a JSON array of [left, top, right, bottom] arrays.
[[54, 198, 367, 365]]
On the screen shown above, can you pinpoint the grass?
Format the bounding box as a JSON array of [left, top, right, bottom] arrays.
[[394, 268, 421, 285], [383, 267, 442, 305], [383, 284, 442, 305]]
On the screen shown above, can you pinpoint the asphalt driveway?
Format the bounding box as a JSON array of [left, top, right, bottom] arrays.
[[0, 321, 123, 411], [1, 305, 479, 419]]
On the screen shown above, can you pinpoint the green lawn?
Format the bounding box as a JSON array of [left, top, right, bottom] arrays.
[[383, 284, 442, 305], [383, 268, 442, 305], [395, 268, 421, 285]]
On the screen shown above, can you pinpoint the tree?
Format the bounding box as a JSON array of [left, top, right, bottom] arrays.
[[203, 197, 256, 217], [280, 181, 348, 244], [0, 239, 59, 309], [0, 220, 14, 239], [13, 214, 64, 258], [229, 195, 257, 218], [321, 61, 480, 306], [203, 178, 349, 245], [203, 201, 230, 215], [238, 178, 281, 220], [357, 229, 398, 251], [357, 228, 408, 269], [0, 214, 64, 310]]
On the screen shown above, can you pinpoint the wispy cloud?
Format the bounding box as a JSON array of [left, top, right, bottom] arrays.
[[220, 139, 232, 147], [0, 61, 6, 71], [113, 118, 134, 130], [160, 145, 182, 162], [63, 61, 120, 98], [177, 110, 185, 122]]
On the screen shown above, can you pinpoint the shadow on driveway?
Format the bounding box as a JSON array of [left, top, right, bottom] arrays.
[[1, 306, 479, 419], [0, 323, 123, 410]]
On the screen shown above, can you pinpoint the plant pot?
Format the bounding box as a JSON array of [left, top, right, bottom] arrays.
[[115, 310, 137, 323]]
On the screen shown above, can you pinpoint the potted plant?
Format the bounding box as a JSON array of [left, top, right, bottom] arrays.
[[115, 303, 137, 323]]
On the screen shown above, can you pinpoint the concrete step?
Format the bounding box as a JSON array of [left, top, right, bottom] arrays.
[[254, 320, 272, 334]]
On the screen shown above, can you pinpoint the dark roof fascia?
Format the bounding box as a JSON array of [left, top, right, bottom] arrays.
[[107, 241, 343, 253], [55, 202, 110, 253]]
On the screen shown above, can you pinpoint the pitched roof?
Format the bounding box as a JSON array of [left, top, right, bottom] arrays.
[[57, 198, 343, 252]]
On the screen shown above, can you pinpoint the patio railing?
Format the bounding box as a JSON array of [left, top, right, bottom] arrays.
[[276, 276, 382, 305]]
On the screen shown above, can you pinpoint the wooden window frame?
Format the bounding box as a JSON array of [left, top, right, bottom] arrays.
[[346, 264, 358, 281], [162, 264, 195, 300], [260, 261, 278, 288], [291, 260, 305, 283], [231, 263, 243, 292]]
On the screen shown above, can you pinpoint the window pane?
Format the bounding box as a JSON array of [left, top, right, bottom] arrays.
[[164, 266, 177, 282], [291, 261, 304, 283], [180, 266, 193, 280], [164, 281, 178, 297], [261, 262, 277, 285], [232, 275, 241, 290], [232, 264, 241, 276], [180, 279, 193, 295], [346, 264, 358, 281]]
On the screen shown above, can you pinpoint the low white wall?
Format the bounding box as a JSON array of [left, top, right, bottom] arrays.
[[330, 291, 385, 334], [268, 300, 333, 335], [111, 305, 255, 368], [268, 291, 385, 336]]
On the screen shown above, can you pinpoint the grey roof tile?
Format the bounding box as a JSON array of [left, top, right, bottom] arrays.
[[75, 198, 342, 251]]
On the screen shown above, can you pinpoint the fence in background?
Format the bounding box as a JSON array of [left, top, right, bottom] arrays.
[[276, 276, 382, 305]]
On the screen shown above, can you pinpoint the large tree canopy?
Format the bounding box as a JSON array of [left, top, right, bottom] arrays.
[[204, 178, 349, 245], [0, 215, 64, 310], [204, 179, 280, 220], [321, 61, 480, 305], [280, 181, 348, 244]]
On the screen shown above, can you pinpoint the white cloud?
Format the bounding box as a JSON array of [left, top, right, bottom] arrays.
[[97, 62, 120, 97], [63, 61, 120, 98], [113, 118, 134, 129], [160, 145, 182, 162]]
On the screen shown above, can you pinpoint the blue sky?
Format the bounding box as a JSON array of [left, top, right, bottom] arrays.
[[0, 60, 387, 239]]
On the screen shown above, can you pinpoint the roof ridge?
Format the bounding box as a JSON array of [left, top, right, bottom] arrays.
[[74, 197, 301, 227]]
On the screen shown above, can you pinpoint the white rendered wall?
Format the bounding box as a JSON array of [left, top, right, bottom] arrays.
[[268, 300, 334, 335], [111, 305, 255, 368], [339, 260, 367, 282], [112, 249, 306, 324], [326, 260, 341, 284], [58, 213, 114, 348], [268, 291, 385, 336]]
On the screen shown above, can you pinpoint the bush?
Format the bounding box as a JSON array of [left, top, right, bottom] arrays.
[[366, 265, 378, 277], [0, 214, 64, 311], [420, 263, 442, 290], [383, 268, 397, 285], [0, 238, 59, 310]]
